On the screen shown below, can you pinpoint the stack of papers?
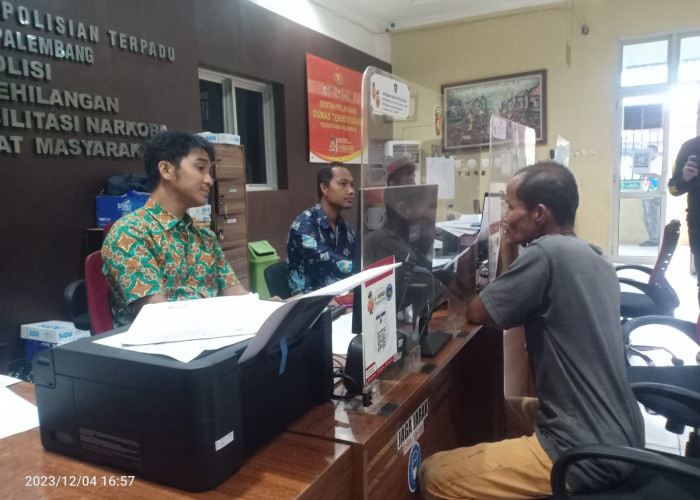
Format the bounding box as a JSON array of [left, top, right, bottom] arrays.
[[95, 294, 282, 363], [436, 213, 481, 238], [0, 375, 39, 440], [96, 263, 401, 363]]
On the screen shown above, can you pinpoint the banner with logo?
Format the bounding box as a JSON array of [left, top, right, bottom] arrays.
[[306, 54, 362, 163]]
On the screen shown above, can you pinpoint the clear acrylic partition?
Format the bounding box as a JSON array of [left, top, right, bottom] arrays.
[[488, 115, 536, 189], [357, 67, 483, 393], [483, 116, 536, 281]]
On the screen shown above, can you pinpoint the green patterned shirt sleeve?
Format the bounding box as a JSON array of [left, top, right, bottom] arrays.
[[102, 200, 239, 326]]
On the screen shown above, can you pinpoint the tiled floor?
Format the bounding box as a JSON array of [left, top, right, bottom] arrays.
[[617, 244, 698, 455]]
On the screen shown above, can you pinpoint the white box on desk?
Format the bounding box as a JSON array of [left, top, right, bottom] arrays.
[[20, 320, 91, 344], [197, 132, 241, 145], [186, 204, 212, 223]]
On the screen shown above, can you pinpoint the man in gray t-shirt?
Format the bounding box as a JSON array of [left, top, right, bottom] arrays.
[[420, 162, 644, 499]]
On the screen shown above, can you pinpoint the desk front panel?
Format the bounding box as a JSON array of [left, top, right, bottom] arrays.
[[289, 325, 504, 500], [3, 384, 352, 500]]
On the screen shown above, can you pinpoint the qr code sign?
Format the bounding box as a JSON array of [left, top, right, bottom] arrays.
[[375, 309, 387, 352]]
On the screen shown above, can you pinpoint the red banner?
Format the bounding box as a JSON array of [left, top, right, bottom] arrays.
[[306, 54, 362, 163]]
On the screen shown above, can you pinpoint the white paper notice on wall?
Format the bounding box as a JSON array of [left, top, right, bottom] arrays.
[[426, 156, 455, 199], [492, 116, 508, 140]]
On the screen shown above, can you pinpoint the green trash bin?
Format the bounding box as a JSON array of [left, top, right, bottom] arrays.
[[248, 240, 279, 299]]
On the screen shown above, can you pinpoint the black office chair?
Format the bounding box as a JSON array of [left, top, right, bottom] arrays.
[[63, 279, 92, 331], [547, 380, 700, 499], [550, 440, 700, 499], [617, 220, 681, 321], [264, 260, 292, 299], [622, 314, 697, 367], [623, 315, 700, 457], [545, 310, 700, 499]]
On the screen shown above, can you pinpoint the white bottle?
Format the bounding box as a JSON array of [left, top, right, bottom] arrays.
[[446, 204, 456, 221]]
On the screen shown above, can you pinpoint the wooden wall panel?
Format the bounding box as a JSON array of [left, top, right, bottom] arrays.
[[0, 0, 389, 364]]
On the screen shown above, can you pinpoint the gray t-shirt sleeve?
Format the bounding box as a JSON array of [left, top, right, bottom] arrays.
[[480, 245, 550, 329]]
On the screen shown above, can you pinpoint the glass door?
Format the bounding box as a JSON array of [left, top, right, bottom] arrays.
[[613, 33, 700, 264], [615, 94, 667, 261]]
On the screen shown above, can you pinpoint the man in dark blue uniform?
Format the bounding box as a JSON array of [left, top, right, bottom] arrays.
[[287, 163, 356, 295]]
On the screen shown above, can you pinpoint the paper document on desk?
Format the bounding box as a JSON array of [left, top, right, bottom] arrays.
[[436, 214, 481, 237], [305, 262, 402, 297], [95, 334, 256, 363], [331, 312, 355, 355], [96, 264, 401, 363], [118, 294, 282, 345], [94, 294, 286, 363], [238, 263, 401, 363], [0, 388, 39, 439], [238, 294, 332, 363], [0, 374, 23, 388]]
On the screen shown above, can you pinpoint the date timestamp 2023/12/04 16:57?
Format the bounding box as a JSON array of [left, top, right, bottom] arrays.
[[25, 475, 135, 488]]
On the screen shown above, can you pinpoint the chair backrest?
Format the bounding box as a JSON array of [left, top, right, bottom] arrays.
[[85, 250, 114, 334], [264, 260, 292, 299], [649, 219, 681, 287]]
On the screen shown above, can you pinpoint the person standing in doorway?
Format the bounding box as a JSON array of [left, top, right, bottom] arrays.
[[669, 134, 700, 305], [640, 144, 663, 246]]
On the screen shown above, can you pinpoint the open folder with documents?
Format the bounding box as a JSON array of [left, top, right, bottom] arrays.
[[95, 262, 401, 363]]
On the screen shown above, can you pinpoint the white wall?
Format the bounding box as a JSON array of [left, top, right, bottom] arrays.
[[245, 0, 392, 62], [391, 0, 700, 252]]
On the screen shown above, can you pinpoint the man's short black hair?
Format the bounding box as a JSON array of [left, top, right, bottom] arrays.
[[144, 131, 215, 192], [317, 161, 346, 199], [514, 161, 579, 226]]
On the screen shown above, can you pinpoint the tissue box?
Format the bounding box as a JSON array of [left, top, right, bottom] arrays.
[[21, 320, 91, 344], [96, 190, 150, 227], [186, 204, 212, 223], [197, 132, 241, 145], [21, 321, 91, 361]]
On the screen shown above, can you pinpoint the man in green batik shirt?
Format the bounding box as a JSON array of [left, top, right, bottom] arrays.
[[102, 131, 248, 326]]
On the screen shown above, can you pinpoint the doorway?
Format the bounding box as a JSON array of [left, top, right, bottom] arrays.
[[613, 33, 700, 265]]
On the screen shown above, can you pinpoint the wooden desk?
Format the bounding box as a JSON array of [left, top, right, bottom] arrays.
[[288, 324, 504, 500], [2, 323, 502, 500], [2, 383, 352, 500]]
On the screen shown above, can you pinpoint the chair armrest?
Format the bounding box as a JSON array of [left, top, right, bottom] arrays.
[[618, 278, 679, 309], [63, 279, 85, 301], [630, 380, 700, 430], [618, 277, 654, 295], [631, 381, 700, 408], [622, 315, 697, 345], [63, 279, 87, 317], [615, 264, 653, 275], [550, 444, 700, 497]]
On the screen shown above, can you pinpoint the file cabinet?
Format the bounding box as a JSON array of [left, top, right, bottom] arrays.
[[211, 144, 249, 289]]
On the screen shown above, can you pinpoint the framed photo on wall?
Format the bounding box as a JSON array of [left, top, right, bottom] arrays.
[[442, 70, 547, 150]]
